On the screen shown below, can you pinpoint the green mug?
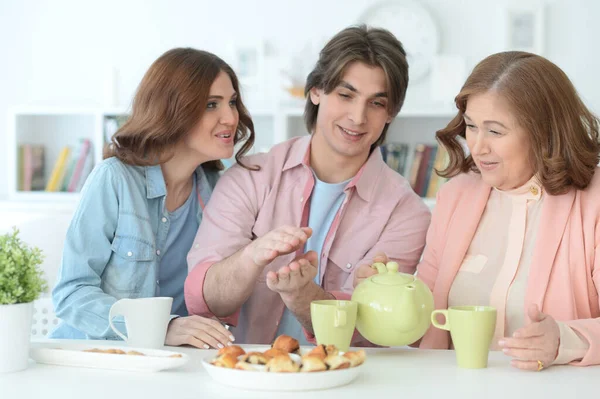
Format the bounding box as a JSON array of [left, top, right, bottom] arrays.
[[431, 306, 497, 369], [310, 300, 357, 352]]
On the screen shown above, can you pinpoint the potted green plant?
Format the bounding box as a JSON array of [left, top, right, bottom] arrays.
[[0, 228, 47, 373]]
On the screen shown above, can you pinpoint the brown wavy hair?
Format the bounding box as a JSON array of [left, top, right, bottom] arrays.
[[304, 25, 409, 150], [104, 48, 256, 170], [437, 51, 600, 195]]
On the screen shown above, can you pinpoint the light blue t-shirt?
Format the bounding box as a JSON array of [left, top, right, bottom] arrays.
[[276, 172, 349, 344], [158, 177, 199, 317]]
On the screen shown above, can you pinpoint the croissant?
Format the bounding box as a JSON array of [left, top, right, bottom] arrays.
[[325, 344, 339, 356], [343, 350, 366, 367], [239, 352, 270, 365], [324, 354, 351, 370], [300, 355, 327, 372], [211, 353, 237, 368], [265, 355, 300, 372], [272, 334, 300, 354], [217, 345, 245, 358], [307, 344, 327, 360], [263, 348, 288, 359]]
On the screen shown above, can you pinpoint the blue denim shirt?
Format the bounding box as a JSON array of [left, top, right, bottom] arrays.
[[50, 157, 219, 340]]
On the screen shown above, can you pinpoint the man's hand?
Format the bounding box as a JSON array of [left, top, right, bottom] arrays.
[[165, 315, 235, 349], [266, 251, 318, 298], [353, 253, 389, 287], [243, 226, 312, 268]]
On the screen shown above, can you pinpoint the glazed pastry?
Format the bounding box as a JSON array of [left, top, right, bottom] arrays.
[[300, 355, 327, 372], [343, 350, 366, 367], [263, 348, 288, 359], [239, 352, 270, 365], [272, 334, 300, 354], [211, 353, 237, 368], [234, 361, 256, 371], [217, 345, 246, 358], [307, 344, 327, 360], [324, 354, 351, 370], [265, 355, 300, 372]]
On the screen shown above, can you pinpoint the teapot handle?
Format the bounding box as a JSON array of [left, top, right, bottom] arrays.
[[371, 262, 388, 274]]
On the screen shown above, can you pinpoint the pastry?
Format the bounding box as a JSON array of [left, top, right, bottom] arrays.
[[83, 348, 126, 355], [272, 334, 300, 354], [217, 345, 245, 358], [307, 344, 327, 360], [324, 354, 351, 370], [126, 350, 145, 356], [239, 352, 270, 365], [234, 361, 256, 371], [211, 353, 237, 368], [263, 348, 288, 358], [343, 350, 366, 367], [300, 355, 327, 372], [325, 344, 339, 356], [265, 355, 300, 372]]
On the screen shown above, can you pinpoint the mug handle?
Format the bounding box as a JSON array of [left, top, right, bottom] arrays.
[[334, 309, 347, 328], [431, 310, 450, 331], [108, 299, 130, 341]]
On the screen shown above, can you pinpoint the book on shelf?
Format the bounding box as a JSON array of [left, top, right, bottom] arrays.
[[17, 144, 46, 192], [45, 147, 71, 192], [381, 142, 448, 199]]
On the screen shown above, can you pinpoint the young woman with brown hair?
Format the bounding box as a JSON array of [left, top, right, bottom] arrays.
[[51, 48, 255, 349]]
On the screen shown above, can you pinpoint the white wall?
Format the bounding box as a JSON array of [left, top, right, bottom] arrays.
[[1, 0, 600, 201], [1, 0, 599, 288]]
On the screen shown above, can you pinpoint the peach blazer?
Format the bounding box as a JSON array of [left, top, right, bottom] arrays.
[[417, 169, 600, 366]]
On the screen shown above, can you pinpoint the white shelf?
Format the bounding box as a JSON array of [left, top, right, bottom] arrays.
[[7, 105, 448, 206]]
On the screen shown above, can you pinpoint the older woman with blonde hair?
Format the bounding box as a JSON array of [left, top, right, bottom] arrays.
[[355, 51, 600, 370]]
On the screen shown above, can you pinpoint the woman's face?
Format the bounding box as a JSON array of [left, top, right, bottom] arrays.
[[184, 70, 239, 162], [464, 91, 535, 190]]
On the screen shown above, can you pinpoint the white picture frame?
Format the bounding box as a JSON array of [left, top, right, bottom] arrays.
[[505, 5, 545, 54], [232, 42, 265, 88]]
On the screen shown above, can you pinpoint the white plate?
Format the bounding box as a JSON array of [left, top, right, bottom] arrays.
[[30, 342, 189, 372], [202, 347, 363, 391]]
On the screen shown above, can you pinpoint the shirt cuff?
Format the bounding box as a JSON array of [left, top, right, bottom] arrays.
[[552, 321, 590, 365]]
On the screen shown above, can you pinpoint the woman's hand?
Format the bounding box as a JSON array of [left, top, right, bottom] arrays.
[[353, 253, 389, 287], [499, 304, 560, 371], [165, 315, 235, 349]]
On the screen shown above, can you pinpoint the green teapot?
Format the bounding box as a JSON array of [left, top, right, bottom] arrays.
[[351, 261, 434, 346]]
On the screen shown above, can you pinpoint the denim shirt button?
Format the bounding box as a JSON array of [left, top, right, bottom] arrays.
[[161, 217, 167, 223], [127, 251, 133, 257], [156, 250, 161, 256]]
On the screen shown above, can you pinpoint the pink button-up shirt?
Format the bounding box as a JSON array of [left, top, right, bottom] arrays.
[[185, 136, 431, 344]]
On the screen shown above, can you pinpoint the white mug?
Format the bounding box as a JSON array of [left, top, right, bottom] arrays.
[[108, 297, 172, 348]]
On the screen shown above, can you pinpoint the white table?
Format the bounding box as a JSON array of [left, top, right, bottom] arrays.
[[1, 340, 597, 399]]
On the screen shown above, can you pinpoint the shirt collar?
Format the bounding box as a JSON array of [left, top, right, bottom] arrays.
[[494, 175, 543, 201], [144, 164, 208, 200], [145, 164, 167, 199], [282, 136, 385, 202]]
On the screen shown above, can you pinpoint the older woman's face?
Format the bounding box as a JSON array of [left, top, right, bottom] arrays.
[[464, 91, 534, 190]]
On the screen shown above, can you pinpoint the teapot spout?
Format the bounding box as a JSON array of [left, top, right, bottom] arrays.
[[395, 284, 420, 332]]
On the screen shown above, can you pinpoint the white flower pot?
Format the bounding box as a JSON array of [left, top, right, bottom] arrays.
[[0, 302, 33, 373]]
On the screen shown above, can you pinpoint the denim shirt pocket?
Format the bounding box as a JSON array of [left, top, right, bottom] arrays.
[[104, 236, 155, 295]]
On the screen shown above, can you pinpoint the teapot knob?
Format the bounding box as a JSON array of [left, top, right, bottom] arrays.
[[371, 262, 388, 274], [386, 262, 399, 273]]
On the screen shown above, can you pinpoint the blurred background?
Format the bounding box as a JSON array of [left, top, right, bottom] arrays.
[[1, 0, 599, 289]]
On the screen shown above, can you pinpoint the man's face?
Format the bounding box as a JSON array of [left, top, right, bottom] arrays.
[[309, 62, 392, 161]]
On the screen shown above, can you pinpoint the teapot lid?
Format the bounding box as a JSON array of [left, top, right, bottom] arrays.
[[371, 262, 415, 286]]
